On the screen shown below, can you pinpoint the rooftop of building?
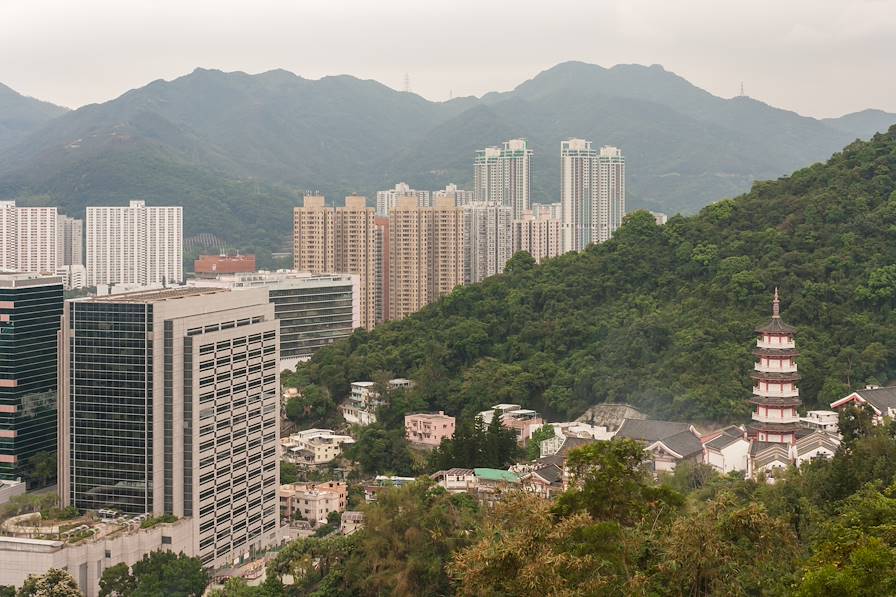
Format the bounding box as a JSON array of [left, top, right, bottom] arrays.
[[85, 286, 229, 304], [406, 411, 453, 421], [615, 419, 693, 443], [473, 468, 520, 483], [832, 385, 896, 413], [0, 271, 64, 288]]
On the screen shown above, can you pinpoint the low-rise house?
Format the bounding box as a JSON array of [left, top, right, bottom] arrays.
[[405, 411, 455, 447], [794, 431, 840, 467], [615, 419, 702, 473], [520, 464, 564, 499], [340, 511, 365, 535], [747, 441, 792, 481], [703, 426, 750, 474], [800, 410, 839, 433], [389, 378, 414, 390], [363, 475, 417, 502], [831, 385, 896, 424], [430, 468, 477, 493], [281, 429, 355, 465], [645, 430, 704, 473], [473, 468, 520, 503], [501, 409, 544, 443], [279, 482, 348, 526], [539, 422, 614, 458], [340, 403, 378, 426], [476, 404, 521, 426]]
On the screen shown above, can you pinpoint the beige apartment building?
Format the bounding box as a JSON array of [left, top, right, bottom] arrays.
[[293, 195, 375, 329], [58, 287, 280, 570], [513, 209, 563, 264], [389, 196, 464, 320], [279, 481, 347, 525]]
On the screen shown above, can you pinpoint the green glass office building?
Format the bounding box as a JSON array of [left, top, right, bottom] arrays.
[[0, 273, 64, 482]]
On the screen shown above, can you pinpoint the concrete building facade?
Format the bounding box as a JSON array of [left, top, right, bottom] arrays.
[[86, 201, 183, 287], [512, 209, 562, 264], [293, 196, 375, 329], [463, 202, 512, 284], [59, 287, 280, 569], [376, 182, 431, 216], [473, 139, 532, 220], [388, 196, 464, 320]]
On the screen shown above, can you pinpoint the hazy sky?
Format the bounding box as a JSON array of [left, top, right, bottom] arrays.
[[2, 0, 894, 117]]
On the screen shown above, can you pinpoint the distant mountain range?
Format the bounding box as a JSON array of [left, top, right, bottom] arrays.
[[0, 62, 893, 250]]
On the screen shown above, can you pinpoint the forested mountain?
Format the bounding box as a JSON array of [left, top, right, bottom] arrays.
[[0, 63, 892, 250], [301, 126, 896, 424], [0, 83, 68, 151]]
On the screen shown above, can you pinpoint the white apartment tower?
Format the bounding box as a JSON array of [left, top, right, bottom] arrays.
[[376, 182, 431, 216], [597, 146, 626, 243], [59, 287, 280, 569], [463, 202, 512, 284], [86, 200, 183, 287], [474, 139, 532, 220], [0, 201, 60, 274], [560, 141, 626, 251], [433, 184, 474, 209]]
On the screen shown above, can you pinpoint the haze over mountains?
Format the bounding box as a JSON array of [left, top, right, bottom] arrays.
[[0, 61, 893, 249]]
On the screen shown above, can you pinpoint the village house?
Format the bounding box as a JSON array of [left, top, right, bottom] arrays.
[[404, 411, 455, 447], [702, 426, 750, 474], [538, 421, 614, 458], [830, 385, 896, 425], [519, 464, 564, 499], [614, 419, 702, 473], [340, 511, 365, 535], [430, 468, 477, 493], [363, 476, 417, 502], [800, 410, 839, 433], [279, 481, 348, 526], [281, 429, 355, 465]]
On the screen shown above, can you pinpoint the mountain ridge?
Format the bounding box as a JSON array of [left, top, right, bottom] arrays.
[[0, 62, 893, 250]]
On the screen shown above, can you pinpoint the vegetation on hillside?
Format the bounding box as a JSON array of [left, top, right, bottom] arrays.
[[299, 126, 896, 423]]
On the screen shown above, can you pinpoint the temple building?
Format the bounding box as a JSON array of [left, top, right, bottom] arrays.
[[748, 289, 802, 444]]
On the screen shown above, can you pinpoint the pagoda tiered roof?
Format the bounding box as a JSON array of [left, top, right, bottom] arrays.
[[755, 318, 797, 334], [752, 346, 799, 357], [750, 370, 801, 382]]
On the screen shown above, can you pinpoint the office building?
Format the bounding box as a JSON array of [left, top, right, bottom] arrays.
[[57, 215, 83, 267], [512, 209, 562, 264], [433, 184, 474, 208], [0, 273, 63, 481], [597, 146, 626, 242], [473, 139, 532, 219], [376, 182, 431, 216], [561, 141, 626, 250], [389, 196, 464, 320], [293, 196, 375, 330], [86, 201, 183, 287], [463, 202, 512, 284], [188, 270, 360, 368], [374, 217, 390, 324], [59, 287, 280, 569]]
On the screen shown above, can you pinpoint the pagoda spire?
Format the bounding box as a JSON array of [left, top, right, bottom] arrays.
[[772, 288, 780, 318]]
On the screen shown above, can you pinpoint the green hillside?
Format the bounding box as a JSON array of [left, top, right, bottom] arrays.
[[0, 83, 68, 150], [302, 126, 896, 423]]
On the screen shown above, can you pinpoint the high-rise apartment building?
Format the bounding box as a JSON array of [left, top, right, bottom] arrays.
[[0, 273, 64, 481], [597, 146, 626, 243], [293, 195, 375, 329], [0, 201, 60, 275], [57, 215, 83, 266], [433, 184, 474, 209], [532, 202, 562, 221], [86, 201, 182, 287], [376, 183, 431, 216], [473, 139, 532, 220], [560, 141, 626, 250], [59, 287, 280, 568], [463, 202, 512, 284], [188, 271, 360, 368], [374, 217, 390, 324], [512, 209, 562, 264], [388, 196, 464, 320]]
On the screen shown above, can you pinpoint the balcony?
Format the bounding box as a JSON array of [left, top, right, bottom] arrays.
[[754, 363, 798, 373], [756, 339, 796, 350], [752, 411, 800, 425]]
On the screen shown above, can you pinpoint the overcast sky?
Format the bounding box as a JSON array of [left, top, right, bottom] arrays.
[[2, 0, 894, 117]]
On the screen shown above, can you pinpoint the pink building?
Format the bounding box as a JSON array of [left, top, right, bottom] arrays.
[[404, 411, 455, 447]]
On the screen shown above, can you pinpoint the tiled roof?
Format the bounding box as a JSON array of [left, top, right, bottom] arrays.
[[705, 430, 745, 451], [531, 464, 563, 485], [651, 430, 703, 459], [615, 419, 691, 443], [756, 317, 797, 334], [473, 468, 520, 483]]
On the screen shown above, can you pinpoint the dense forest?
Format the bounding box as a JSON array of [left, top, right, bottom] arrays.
[[293, 125, 896, 424]]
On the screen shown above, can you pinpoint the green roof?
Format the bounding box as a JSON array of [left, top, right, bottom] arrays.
[[473, 468, 520, 483]]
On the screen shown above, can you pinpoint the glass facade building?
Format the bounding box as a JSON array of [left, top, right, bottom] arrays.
[[0, 273, 63, 482]]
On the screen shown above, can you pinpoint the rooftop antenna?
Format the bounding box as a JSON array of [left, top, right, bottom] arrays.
[[739, 81, 745, 97], [403, 73, 411, 93], [449, 89, 453, 100]]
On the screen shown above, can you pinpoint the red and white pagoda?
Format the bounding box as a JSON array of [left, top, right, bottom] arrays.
[[747, 289, 801, 444]]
